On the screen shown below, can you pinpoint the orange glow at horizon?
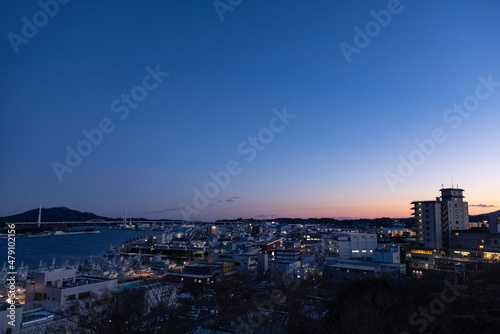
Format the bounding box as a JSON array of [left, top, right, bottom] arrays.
[[214, 199, 499, 220]]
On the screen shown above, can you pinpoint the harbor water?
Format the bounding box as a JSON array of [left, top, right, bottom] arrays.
[[0, 227, 159, 270]]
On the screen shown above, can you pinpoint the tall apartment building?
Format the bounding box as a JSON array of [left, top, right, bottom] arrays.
[[412, 201, 443, 250], [412, 187, 469, 253]]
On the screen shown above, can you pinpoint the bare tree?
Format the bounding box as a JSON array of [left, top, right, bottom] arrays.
[[69, 287, 145, 334], [140, 281, 182, 333]]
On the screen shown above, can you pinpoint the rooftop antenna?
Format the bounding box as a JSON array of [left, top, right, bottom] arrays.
[[452, 177, 454, 188], [37, 205, 42, 229]]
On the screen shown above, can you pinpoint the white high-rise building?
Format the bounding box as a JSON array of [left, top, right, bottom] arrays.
[[412, 187, 469, 253]]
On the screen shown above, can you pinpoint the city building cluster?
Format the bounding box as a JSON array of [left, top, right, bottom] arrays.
[[1, 186, 499, 333]]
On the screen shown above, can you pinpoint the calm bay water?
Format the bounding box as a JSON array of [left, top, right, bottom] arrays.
[[0, 227, 159, 270]]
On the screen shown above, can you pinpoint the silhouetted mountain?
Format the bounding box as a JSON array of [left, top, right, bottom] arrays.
[[470, 209, 500, 222], [0, 207, 116, 222]]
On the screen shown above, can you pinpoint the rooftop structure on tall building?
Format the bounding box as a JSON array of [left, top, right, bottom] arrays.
[[412, 187, 469, 254]]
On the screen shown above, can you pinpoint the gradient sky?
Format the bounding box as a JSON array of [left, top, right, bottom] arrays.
[[1, 0, 499, 221]]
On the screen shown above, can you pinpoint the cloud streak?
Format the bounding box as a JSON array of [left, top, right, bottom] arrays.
[[226, 196, 240, 203], [146, 196, 241, 215], [143, 207, 180, 214], [469, 204, 497, 208]]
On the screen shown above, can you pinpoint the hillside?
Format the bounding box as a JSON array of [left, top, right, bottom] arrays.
[[0, 207, 115, 222], [469, 209, 500, 222]]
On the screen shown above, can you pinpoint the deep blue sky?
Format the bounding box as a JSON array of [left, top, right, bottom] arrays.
[[1, 0, 500, 221]]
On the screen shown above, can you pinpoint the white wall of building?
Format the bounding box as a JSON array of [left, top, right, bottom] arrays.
[[0, 303, 22, 334], [328, 233, 377, 259], [25, 269, 117, 312], [373, 246, 400, 264]]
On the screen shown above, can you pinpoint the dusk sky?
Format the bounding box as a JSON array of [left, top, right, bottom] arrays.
[[1, 0, 499, 221]]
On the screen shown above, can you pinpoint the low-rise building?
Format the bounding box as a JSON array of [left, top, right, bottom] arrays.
[[24, 268, 117, 312], [0, 302, 23, 334], [489, 212, 500, 234], [373, 246, 400, 263], [326, 233, 377, 259], [323, 246, 405, 282], [372, 246, 405, 278], [217, 248, 260, 278], [301, 240, 324, 255], [408, 249, 436, 268], [323, 263, 381, 284], [270, 260, 300, 281], [184, 264, 222, 276], [483, 234, 500, 260], [167, 264, 222, 286], [275, 247, 300, 262], [450, 229, 500, 261], [451, 229, 489, 251], [255, 239, 283, 254]]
